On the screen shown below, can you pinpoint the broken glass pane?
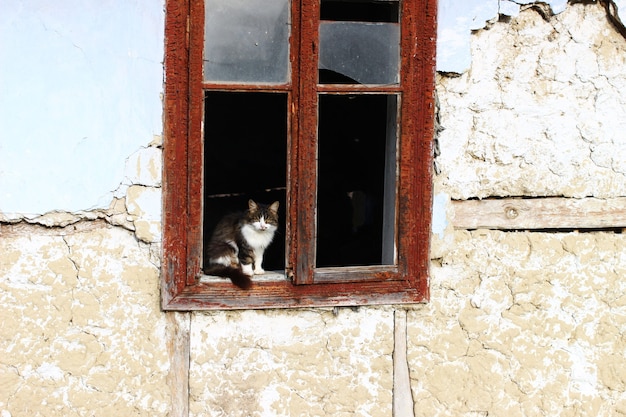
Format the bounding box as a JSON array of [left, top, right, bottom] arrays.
[[204, 0, 290, 83], [319, 0, 400, 85], [319, 21, 399, 85]]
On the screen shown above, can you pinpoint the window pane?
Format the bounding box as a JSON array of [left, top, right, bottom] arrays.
[[319, 0, 400, 85], [316, 94, 398, 267], [203, 92, 287, 271], [204, 0, 290, 83]]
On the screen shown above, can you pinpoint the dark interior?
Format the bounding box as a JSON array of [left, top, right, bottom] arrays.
[[316, 94, 391, 267], [203, 92, 287, 271], [320, 0, 399, 22]]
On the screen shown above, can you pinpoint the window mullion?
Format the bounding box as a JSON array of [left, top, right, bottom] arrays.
[[292, 0, 320, 285]]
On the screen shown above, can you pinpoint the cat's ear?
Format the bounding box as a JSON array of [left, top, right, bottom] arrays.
[[269, 201, 279, 214], [248, 199, 258, 211]]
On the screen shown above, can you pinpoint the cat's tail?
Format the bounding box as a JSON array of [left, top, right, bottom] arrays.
[[203, 265, 252, 290]]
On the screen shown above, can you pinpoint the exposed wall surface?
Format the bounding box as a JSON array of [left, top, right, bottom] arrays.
[[2, 1, 626, 417], [1, 223, 170, 416], [189, 309, 395, 416], [415, 230, 626, 416], [436, 1, 626, 199], [0, 1, 163, 215]]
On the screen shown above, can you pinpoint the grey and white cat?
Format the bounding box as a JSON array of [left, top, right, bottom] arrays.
[[203, 199, 279, 289]]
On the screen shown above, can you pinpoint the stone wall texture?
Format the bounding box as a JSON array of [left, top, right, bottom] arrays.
[[1, 2, 626, 416]]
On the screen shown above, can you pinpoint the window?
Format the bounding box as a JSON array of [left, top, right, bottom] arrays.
[[162, 0, 437, 310]]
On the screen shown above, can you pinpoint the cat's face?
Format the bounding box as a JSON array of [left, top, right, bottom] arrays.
[[246, 200, 279, 233]]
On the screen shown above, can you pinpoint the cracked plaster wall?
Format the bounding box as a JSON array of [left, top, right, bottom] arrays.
[[435, 1, 626, 200], [0, 222, 169, 415], [2, 2, 626, 417]]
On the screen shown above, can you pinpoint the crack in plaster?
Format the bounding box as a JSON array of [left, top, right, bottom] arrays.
[[494, 1, 626, 34], [61, 236, 80, 276], [444, 234, 623, 402], [61, 235, 80, 330]]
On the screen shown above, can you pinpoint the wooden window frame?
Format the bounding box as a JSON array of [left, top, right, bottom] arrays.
[[162, 0, 438, 310]]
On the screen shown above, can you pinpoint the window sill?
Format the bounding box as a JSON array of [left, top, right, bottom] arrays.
[[199, 271, 288, 284], [163, 270, 427, 311]]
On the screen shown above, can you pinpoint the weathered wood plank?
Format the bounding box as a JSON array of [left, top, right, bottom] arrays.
[[452, 197, 626, 230], [393, 309, 414, 417], [165, 312, 190, 417]]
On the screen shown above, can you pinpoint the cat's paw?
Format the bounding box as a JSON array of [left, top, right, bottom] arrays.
[[254, 268, 265, 275], [241, 263, 254, 276]]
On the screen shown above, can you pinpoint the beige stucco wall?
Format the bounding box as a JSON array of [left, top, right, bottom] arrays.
[[1, 2, 626, 416], [0, 222, 170, 416], [414, 230, 626, 416]]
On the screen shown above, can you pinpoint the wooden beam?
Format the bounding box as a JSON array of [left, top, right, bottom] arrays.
[[451, 197, 626, 230], [165, 312, 190, 417], [393, 309, 414, 417]]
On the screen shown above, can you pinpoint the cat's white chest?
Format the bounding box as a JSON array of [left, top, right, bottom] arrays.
[[241, 224, 275, 249]]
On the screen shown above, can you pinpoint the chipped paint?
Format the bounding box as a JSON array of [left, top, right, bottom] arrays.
[[409, 229, 626, 416], [437, 0, 626, 73], [189, 308, 394, 416], [0, 223, 171, 415], [435, 1, 626, 199]]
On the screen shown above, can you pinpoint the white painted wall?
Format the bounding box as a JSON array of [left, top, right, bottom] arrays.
[[1, 0, 624, 216], [0, 1, 163, 216]]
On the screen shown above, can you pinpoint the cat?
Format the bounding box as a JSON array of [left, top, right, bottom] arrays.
[[203, 199, 279, 289]]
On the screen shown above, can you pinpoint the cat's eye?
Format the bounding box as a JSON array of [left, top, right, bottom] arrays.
[[162, 0, 437, 309]]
